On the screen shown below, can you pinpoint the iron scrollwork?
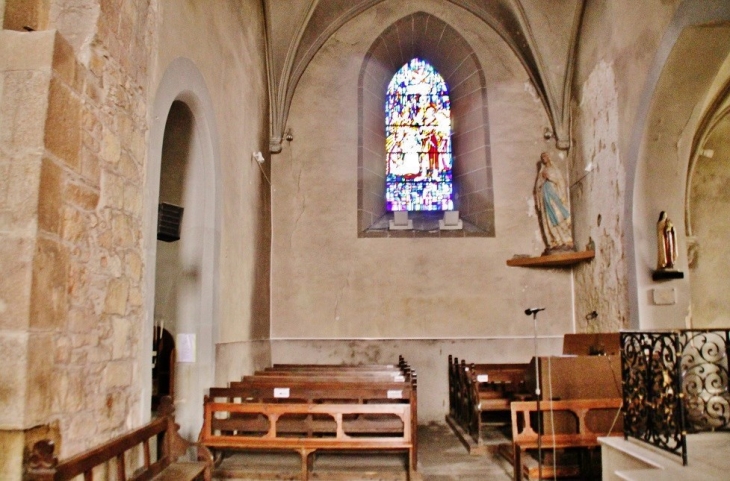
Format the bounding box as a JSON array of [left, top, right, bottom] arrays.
[[621, 329, 730, 466]]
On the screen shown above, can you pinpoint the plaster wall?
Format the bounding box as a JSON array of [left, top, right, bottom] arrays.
[[271, 0, 573, 420], [571, 0, 680, 330], [271, 338, 563, 423], [149, 0, 271, 434], [689, 114, 730, 328]]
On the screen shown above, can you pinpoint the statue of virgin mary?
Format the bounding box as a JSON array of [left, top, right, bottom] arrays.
[[535, 152, 574, 254]]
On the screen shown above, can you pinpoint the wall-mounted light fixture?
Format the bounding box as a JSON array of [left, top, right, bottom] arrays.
[[285, 128, 294, 142], [543, 127, 553, 140], [252, 151, 265, 164]]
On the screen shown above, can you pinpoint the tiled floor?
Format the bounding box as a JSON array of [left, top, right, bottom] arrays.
[[212, 422, 515, 480]]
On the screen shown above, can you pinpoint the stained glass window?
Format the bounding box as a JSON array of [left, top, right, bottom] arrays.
[[385, 58, 453, 212]]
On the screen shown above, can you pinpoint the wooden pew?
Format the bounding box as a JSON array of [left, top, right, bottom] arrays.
[[447, 356, 530, 448], [25, 396, 212, 481], [465, 363, 531, 444], [510, 398, 622, 481], [201, 400, 414, 481], [202, 361, 418, 480]]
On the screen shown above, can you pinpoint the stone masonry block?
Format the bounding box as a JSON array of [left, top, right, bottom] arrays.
[[66, 181, 100, 211], [30, 236, 68, 329], [0, 331, 28, 429], [0, 30, 54, 71], [2, 156, 42, 232], [0, 236, 33, 330], [3, 0, 50, 32], [100, 170, 124, 210], [111, 317, 131, 359], [24, 332, 54, 426], [103, 359, 133, 390], [0, 70, 51, 154], [104, 278, 129, 316], [0, 430, 25, 480], [44, 75, 81, 169], [124, 250, 142, 283], [37, 156, 63, 235], [49, 31, 76, 84], [100, 126, 121, 165]]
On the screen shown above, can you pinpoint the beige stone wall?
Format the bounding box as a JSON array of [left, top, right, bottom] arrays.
[[271, 0, 573, 417], [1, 0, 271, 475], [1, 0, 153, 474]]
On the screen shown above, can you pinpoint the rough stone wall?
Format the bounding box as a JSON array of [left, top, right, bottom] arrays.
[[0, 0, 155, 473], [571, 60, 628, 332], [570, 0, 679, 331], [49, 0, 153, 454]]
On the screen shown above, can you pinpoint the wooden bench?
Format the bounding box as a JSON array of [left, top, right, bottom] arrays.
[[25, 396, 213, 481], [202, 362, 417, 480], [201, 400, 414, 480], [510, 398, 622, 481]]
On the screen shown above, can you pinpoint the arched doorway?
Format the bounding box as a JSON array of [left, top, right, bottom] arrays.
[[143, 58, 221, 438]]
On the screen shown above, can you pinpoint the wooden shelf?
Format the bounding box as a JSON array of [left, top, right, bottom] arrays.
[[506, 250, 595, 268]]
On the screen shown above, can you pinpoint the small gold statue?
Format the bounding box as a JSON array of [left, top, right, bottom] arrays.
[[656, 211, 678, 270]]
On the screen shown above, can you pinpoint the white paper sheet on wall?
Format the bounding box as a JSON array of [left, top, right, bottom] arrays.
[[176, 333, 196, 362]]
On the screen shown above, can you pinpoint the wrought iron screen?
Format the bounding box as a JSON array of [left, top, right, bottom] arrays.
[[621, 330, 730, 465]]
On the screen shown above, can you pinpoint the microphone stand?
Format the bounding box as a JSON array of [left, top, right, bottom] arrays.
[[531, 309, 543, 481]]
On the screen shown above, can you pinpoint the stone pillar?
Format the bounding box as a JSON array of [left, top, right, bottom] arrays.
[[0, 8, 150, 472], [0, 29, 62, 479]]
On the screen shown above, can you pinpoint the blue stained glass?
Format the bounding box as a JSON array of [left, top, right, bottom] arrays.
[[385, 59, 453, 211]]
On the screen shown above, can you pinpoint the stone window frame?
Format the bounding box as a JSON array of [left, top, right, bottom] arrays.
[[358, 12, 495, 238]]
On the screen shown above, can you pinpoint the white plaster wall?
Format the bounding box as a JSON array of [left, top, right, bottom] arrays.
[[271, 0, 574, 421]]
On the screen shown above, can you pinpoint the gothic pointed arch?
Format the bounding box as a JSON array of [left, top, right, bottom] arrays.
[[358, 12, 494, 236]]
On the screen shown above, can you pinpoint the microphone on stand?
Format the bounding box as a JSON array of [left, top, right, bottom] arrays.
[[524, 307, 546, 316]]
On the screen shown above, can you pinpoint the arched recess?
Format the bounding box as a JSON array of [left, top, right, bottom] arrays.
[[142, 57, 221, 439], [358, 12, 494, 237], [686, 82, 730, 328], [626, 0, 730, 329]]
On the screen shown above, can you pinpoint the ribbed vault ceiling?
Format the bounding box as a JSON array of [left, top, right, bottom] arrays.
[[263, 0, 585, 153]]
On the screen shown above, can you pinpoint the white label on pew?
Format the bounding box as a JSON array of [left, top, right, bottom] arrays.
[[274, 388, 290, 398], [387, 390, 403, 399], [477, 374, 489, 382], [393, 375, 405, 382]]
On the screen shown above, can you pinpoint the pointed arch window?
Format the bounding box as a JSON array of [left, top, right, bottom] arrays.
[[385, 59, 453, 211]]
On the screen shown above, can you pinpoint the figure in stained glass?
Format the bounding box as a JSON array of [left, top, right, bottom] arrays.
[[385, 58, 453, 211]]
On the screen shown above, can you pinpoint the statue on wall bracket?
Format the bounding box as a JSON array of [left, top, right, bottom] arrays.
[[535, 152, 574, 255], [656, 211, 678, 270]]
